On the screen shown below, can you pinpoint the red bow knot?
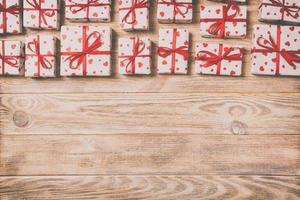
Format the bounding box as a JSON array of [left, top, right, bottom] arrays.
[[27, 39, 53, 70], [159, 0, 192, 22], [0, 53, 19, 68], [25, 0, 56, 26], [120, 0, 149, 25], [0, 3, 19, 16], [259, 0, 300, 20], [67, 0, 110, 19], [157, 46, 189, 60]]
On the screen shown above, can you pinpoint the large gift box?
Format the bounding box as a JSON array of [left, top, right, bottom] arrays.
[[65, 0, 111, 22], [60, 25, 112, 76], [251, 24, 300, 76], [195, 43, 243, 76], [200, 3, 247, 38], [157, 28, 189, 74], [25, 35, 57, 77], [0, 0, 22, 34], [119, 0, 149, 31], [157, 0, 193, 23], [23, 0, 60, 29], [0, 40, 24, 76], [118, 36, 151, 75]]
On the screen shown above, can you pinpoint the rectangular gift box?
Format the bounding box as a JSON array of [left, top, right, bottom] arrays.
[[25, 35, 57, 77], [157, 0, 193, 23], [251, 24, 300, 76], [195, 43, 243, 76], [259, 0, 300, 25], [60, 25, 112, 76], [157, 28, 189, 74], [208, 0, 247, 3], [118, 36, 151, 75], [0, 40, 24, 76], [23, 0, 60, 30], [65, 0, 111, 22], [200, 4, 247, 38], [119, 0, 149, 31], [0, 0, 22, 34]]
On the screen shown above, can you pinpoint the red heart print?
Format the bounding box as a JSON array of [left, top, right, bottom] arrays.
[[160, 12, 165, 17], [259, 66, 264, 71], [162, 60, 167, 65], [11, 44, 16, 49], [103, 61, 108, 66], [216, 9, 221, 14], [203, 43, 208, 47], [88, 59, 93, 64], [138, 62, 143, 68]]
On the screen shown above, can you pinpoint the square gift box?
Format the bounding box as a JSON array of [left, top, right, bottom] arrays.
[[195, 43, 243, 76], [0, 0, 22, 34], [118, 36, 151, 75], [157, 0, 193, 23], [60, 25, 112, 76], [157, 28, 189, 74], [0, 40, 24, 76], [25, 35, 57, 77], [200, 3, 247, 38], [23, 0, 60, 29], [251, 24, 300, 76], [65, 0, 111, 22]]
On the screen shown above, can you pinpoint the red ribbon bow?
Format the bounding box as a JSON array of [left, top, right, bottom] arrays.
[[158, 0, 192, 22], [0, 41, 20, 74], [259, 0, 300, 20], [0, 1, 19, 33]]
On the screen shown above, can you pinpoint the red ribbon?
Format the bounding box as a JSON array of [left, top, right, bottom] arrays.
[[0, 0, 19, 33], [200, 3, 246, 39], [0, 41, 20, 74], [61, 26, 110, 76], [157, 28, 189, 74], [158, 0, 192, 22], [252, 26, 300, 75]]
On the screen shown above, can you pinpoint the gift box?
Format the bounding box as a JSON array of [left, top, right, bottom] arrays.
[[118, 36, 151, 75], [60, 25, 112, 76], [259, 0, 300, 25], [119, 0, 149, 31], [208, 0, 247, 3], [65, 0, 111, 22], [195, 43, 243, 76], [23, 0, 59, 29], [157, 28, 189, 74], [251, 24, 300, 76], [0, 40, 24, 76], [0, 0, 22, 34], [157, 0, 193, 23], [25, 35, 57, 77], [200, 3, 247, 38]]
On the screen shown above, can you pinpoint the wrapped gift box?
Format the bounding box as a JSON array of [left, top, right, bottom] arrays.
[[195, 43, 243, 76], [25, 35, 57, 77], [251, 24, 300, 76], [23, 0, 59, 29], [118, 36, 151, 75], [157, 28, 189, 74], [208, 0, 247, 3], [60, 25, 112, 76], [200, 3, 247, 38], [259, 0, 300, 25], [157, 0, 193, 23], [119, 0, 149, 31], [0, 40, 24, 76], [65, 0, 111, 22], [0, 0, 22, 34]]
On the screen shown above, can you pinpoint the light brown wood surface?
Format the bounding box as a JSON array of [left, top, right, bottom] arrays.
[[0, 0, 299, 199]]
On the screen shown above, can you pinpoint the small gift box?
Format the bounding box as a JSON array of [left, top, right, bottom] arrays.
[[195, 43, 243, 76], [0, 0, 22, 34], [65, 0, 111, 22], [60, 25, 112, 76], [0, 40, 24, 76], [251, 24, 300, 76], [157, 0, 193, 23], [118, 36, 151, 75], [200, 3, 247, 38], [157, 28, 189, 74], [208, 0, 247, 3], [25, 35, 57, 77], [259, 0, 300, 25], [23, 0, 59, 29], [119, 0, 149, 31]]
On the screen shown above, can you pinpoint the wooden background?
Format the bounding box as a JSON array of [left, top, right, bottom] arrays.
[[1, 0, 300, 199]]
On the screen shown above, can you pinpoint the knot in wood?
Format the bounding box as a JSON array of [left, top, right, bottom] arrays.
[[230, 120, 247, 135], [13, 111, 29, 128]]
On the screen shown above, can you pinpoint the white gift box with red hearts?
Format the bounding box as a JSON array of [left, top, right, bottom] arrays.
[[60, 25, 112, 77], [157, 0, 193, 23], [25, 35, 57, 77], [157, 28, 189, 74], [118, 36, 151, 75], [208, 0, 247, 3], [0, 0, 22, 34], [23, 0, 60, 30], [195, 43, 243, 76], [199, 4, 247, 38], [251, 24, 300, 76], [0, 40, 24, 76], [65, 0, 111, 22]]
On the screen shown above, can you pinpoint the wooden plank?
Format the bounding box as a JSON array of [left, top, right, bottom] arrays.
[[0, 135, 299, 175]]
